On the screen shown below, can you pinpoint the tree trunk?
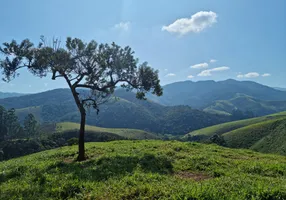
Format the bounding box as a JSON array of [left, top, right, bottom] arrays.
[[63, 75, 87, 162], [77, 110, 86, 161]]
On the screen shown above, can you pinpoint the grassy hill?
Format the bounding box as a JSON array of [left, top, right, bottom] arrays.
[[55, 122, 160, 140], [0, 140, 285, 199], [224, 118, 286, 155], [204, 94, 286, 116], [184, 111, 286, 155]]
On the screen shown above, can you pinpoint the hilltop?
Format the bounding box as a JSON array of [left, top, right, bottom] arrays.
[[0, 140, 285, 199]]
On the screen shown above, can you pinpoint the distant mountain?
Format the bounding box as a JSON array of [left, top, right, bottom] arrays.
[[274, 87, 286, 91], [0, 91, 25, 99], [149, 79, 286, 109], [0, 88, 230, 135], [204, 93, 286, 116]]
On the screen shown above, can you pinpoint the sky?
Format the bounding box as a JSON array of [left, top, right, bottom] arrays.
[[0, 0, 285, 93]]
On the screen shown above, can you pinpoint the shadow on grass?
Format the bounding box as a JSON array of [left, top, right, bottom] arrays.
[[46, 153, 173, 181]]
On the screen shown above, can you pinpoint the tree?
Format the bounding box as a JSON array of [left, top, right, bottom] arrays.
[[24, 113, 38, 138], [0, 106, 7, 141], [0, 106, 22, 140], [0, 37, 163, 161]]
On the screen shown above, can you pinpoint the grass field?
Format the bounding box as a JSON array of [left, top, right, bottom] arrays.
[[0, 140, 285, 199], [56, 122, 160, 140]]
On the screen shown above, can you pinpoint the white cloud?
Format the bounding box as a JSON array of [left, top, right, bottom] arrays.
[[164, 69, 168, 71], [44, 83, 48, 87], [198, 66, 229, 77], [187, 75, 194, 79], [262, 73, 271, 77], [162, 11, 217, 35], [114, 22, 131, 31], [210, 66, 229, 71], [165, 73, 176, 77], [210, 59, 217, 63], [190, 62, 208, 69], [28, 85, 32, 88], [237, 72, 260, 78]]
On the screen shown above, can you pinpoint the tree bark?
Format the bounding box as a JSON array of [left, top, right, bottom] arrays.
[[77, 110, 86, 161], [63, 74, 87, 162]]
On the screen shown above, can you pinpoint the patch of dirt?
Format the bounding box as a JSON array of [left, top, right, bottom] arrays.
[[175, 171, 211, 181], [63, 158, 74, 164]]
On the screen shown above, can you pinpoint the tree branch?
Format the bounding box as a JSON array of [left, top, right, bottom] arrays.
[[72, 73, 87, 87], [75, 79, 137, 91]]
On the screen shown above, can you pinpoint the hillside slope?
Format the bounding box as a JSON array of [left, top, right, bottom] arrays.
[[149, 79, 286, 108], [1, 89, 230, 135], [0, 91, 25, 99], [55, 122, 160, 140], [184, 111, 286, 155], [1, 140, 285, 199], [224, 118, 286, 155], [204, 94, 286, 116]]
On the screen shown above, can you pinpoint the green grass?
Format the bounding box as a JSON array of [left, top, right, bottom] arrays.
[[185, 111, 286, 138], [0, 141, 286, 199], [56, 122, 159, 140], [184, 111, 286, 155], [225, 118, 286, 155], [222, 118, 281, 149]]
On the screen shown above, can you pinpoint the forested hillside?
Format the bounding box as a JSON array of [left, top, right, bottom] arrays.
[[149, 79, 286, 109], [0, 89, 231, 135]]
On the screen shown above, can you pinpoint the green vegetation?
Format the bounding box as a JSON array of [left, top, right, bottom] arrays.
[[150, 79, 286, 108], [0, 140, 286, 199], [0, 121, 159, 161], [185, 111, 286, 137], [204, 94, 286, 116], [185, 111, 286, 155], [0, 89, 231, 135], [1, 37, 163, 161], [15, 106, 42, 123], [56, 122, 159, 140]]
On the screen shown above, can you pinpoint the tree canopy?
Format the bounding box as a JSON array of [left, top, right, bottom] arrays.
[[0, 37, 163, 161]]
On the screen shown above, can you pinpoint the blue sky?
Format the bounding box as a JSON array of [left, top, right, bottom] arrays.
[[0, 0, 285, 93]]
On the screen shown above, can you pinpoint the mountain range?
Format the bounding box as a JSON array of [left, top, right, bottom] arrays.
[[0, 88, 230, 135], [149, 79, 286, 115], [0, 91, 25, 99], [1, 79, 286, 135]]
